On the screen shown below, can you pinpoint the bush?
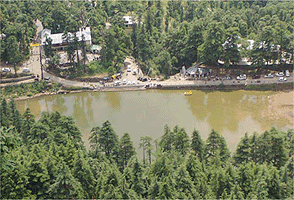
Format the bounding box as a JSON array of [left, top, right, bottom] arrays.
[[88, 61, 106, 75], [219, 83, 225, 88]]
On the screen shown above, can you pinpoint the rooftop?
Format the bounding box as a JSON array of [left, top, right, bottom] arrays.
[[41, 27, 91, 46]]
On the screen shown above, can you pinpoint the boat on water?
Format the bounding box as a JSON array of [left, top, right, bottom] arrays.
[[184, 91, 192, 96]]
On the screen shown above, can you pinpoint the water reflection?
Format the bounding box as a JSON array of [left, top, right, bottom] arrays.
[[15, 90, 293, 152], [52, 95, 67, 113], [73, 93, 90, 127], [86, 93, 94, 122], [105, 92, 121, 111]]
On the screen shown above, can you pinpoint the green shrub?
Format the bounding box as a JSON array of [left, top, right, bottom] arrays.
[[219, 83, 225, 88], [88, 61, 107, 75]]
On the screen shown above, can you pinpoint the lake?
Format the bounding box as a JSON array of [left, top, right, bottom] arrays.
[[16, 90, 293, 154]]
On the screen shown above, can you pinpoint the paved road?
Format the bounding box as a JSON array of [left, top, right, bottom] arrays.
[[43, 71, 98, 88]]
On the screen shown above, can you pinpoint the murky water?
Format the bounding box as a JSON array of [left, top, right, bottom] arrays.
[[16, 90, 293, 153]]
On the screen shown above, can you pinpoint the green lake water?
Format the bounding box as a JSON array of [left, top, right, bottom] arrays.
[[16, 90, 292, 153]]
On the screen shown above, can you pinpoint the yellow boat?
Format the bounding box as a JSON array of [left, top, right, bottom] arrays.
[[184, 91, 192, 96]]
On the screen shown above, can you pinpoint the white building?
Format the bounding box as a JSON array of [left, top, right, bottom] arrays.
[[41, 27, 92, 50]]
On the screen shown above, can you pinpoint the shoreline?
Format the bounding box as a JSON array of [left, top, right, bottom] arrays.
[[11, 81, 293, 102]]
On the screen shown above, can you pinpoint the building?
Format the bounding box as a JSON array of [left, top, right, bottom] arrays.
[[123, 16, 136, 28], [185, 64, 211, 77], [90, 45, 102, 54], [41, 27, 92, 51]]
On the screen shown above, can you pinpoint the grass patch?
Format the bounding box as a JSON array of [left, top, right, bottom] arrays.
[[1, 81, 62, 99]]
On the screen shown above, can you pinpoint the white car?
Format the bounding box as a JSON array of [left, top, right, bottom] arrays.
[[22, 67, 30, 73], [114, 81, 121, 86], [264, 73, 274, 78], [2, 68, 11, 72], [236, 74, 246, 80], [279, 77, 287, 82], [132, 81, 136, 85], [285, 70, 290, 77], [122, 79, 127, 85], [127, 81, 131, 85], [127, 67, 132, 72], [276, 72, 284, 77]]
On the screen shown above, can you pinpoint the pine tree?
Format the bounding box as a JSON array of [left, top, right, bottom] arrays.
[[174, 127, 190, 156], [89, 126, 101, 158], [175, 165, 199, 199], [21, 108, 35, 143], [0, 98, 9, 128], [8, 99, 22, 133], [140, 136, 153, 165], [159, 125, 174, 152], [126, 158, 145, 198], [233, 133, 251, 164], [29, 122, 51, 144], [26, 145, 51, 199], [73, 151, 95, 199], [268, 167, 282, 199], [204, 129, 230, 165], [48, 162, 84, 199], [98, 120, 119, 160], [249, 132, 258, 162], [269, 129, 288, 168], [118, 132, 135, 170], [158, 176, 176, 199], [0, 148, 35, 199], [191, 129, 204, 160]]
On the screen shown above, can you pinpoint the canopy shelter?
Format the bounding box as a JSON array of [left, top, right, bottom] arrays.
[[90, 45, 102, 54]]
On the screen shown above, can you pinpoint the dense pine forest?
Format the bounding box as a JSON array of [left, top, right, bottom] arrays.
[[1, 1, 294, 198], [0, 98, 293, 199], [1, 1, 293, 77]]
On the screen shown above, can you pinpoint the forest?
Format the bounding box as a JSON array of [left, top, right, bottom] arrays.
[[1, 1, 293, 78], [0, 98, 293, 199]]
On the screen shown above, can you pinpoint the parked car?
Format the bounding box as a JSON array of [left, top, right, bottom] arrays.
[[264, 73, 274, 78], [142, 77, 148, 82], [115, 72, 122, 79], [123, 79, 127, 85], [114, 81, 121, 86], [278, 77, 287, 82], [285, 70, 290, 77], [132, 81, 136, 85], [127, 81, 131, 85], [132, 69, 137, 75], [252, 74, 260, 79], [102, 76, 110, 82], [44, 76, 51, 83], [22, 67, 30, 73], [236, 74, 246, 80], [127, 67, 132, 72], [276, 72, 284, 77], [2, 68, 11, 72]]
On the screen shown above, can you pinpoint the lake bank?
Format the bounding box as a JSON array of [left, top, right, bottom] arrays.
[[5, 80, 291, 102]]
